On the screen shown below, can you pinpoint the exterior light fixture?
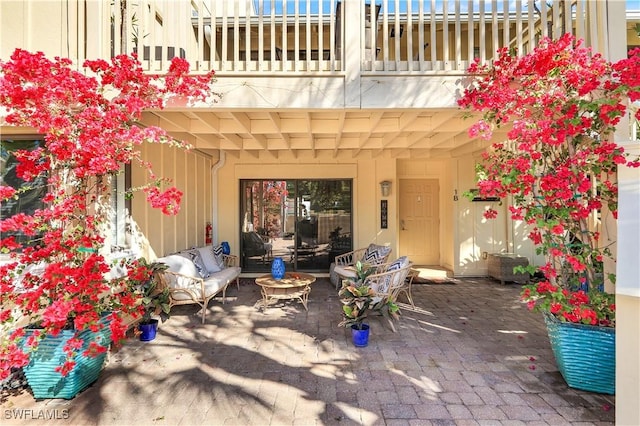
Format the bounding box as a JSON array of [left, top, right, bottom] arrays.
[[380, 180, 392, 197]]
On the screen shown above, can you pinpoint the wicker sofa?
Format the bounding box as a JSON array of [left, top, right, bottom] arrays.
[[157, 245, 241, 323]]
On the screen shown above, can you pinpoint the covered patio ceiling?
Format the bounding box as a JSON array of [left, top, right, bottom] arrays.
[[140, 108, 499, 160]]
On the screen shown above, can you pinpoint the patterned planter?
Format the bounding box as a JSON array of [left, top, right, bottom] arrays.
[[543, 312, 615, 395], [22, 316, 112, 399], [271, 257, 285, 279]]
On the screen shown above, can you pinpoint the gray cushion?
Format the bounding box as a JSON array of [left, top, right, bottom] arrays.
[[196, 246, 222, 274]]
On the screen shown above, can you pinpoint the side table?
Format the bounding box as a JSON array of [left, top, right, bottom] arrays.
[[254, 272, 316, 310]]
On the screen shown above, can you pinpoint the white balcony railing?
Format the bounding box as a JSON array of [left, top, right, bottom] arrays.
[[106, 0, 607, 75]]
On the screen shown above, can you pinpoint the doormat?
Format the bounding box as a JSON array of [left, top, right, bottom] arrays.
[[411, 276, 457, 285]]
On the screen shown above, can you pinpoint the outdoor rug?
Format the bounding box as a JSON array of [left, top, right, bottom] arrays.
[[411, 275, 457, 285]]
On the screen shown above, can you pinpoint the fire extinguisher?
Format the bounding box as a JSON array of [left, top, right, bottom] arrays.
[[205, 222, 212, 245]]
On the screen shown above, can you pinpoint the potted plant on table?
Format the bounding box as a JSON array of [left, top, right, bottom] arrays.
[[0, 49, 216, 398], [458, 34, 640, 394]]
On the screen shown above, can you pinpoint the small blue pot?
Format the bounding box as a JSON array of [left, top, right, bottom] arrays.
[[271, 257, 285, 279], [138, 319, 159, 342], [351, 324, 370, 347]]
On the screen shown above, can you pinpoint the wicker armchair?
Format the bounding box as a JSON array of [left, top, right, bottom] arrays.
[[362, 257, 413, 332], [330, 243, 392, 288]]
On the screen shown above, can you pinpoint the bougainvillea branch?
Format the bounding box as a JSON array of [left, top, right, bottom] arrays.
[[458, 34, 639, 327], [0, 49, 217, 378]]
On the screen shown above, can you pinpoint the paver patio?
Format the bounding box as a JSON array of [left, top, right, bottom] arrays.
[[1, 277, 615, 425]]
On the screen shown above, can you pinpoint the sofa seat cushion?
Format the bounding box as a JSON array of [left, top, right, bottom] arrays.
[[169, 266, 241, 301]]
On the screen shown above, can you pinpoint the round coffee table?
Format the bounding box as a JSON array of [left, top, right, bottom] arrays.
[[254, 272, 316, 310]]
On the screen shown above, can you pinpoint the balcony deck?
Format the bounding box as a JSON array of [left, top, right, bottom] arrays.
[[1, 0, 631, 159]]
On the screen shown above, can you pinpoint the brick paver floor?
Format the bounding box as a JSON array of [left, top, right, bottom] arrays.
[[1, 277, 615, 425]]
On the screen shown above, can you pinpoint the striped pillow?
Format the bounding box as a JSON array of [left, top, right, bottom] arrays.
[[362, 244, 391, 265], [376, 256, 409, 294]]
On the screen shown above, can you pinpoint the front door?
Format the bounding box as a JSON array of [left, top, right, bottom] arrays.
[[399, 179, 439, 265]]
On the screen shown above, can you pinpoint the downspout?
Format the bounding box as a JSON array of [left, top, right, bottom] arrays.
[[211, 150, 226, 245]]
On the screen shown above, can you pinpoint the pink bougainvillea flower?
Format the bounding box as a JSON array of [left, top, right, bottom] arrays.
[[0, 49, 218, 378], [458, 34, 638, 329]]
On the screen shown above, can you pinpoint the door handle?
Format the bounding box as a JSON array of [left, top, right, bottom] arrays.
[[401, 219, 406, 230]]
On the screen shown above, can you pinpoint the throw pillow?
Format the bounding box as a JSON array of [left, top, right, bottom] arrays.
[[196, 246, 222, 274], [381, 256, 410, 292], [177, 249, 210, 279], [212, 244, 225, 268], [363, 244, 391, 265]]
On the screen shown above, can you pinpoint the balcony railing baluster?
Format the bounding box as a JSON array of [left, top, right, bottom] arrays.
[[105, 0, 601, 76]]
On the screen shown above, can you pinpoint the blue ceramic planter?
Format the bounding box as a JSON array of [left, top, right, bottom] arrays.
[[221, 241, 231, 255], [138, 319, 159, 342], [22, 316, 112, 399], [351, 324, 370, 347], [271, 257, 285, 279], [543, 312, 615, 394]]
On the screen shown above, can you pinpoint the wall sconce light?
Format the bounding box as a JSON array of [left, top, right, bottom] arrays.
[[380, 180, 392, 197]]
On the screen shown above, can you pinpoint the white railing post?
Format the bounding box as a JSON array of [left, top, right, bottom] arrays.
[[343, 0, 361, 107]]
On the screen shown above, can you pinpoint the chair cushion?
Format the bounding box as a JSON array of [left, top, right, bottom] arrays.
[[196, 245, 223, 274], [363, 244, 391, 265], [333, 264, 358, 282], [176, 249, 210, 278]]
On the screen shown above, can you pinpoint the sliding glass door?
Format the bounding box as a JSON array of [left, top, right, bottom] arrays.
[[240, 179, 352, 272]]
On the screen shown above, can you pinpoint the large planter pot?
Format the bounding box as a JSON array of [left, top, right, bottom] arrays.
[[22, 317, 112, 399], [351, 323, 370, 347], [138, 319, 159, 342], [543, 312, 615, 395]]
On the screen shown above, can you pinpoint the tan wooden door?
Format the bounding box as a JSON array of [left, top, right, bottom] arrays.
[[399, 179, 439, 265]]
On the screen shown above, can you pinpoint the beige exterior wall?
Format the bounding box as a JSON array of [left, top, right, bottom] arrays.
[[1, 1, 66, 58], [131, 143, 214, 260], [616, 294, 640, 424], [215, 153, 399, 259], [616, 142, 640, 425]]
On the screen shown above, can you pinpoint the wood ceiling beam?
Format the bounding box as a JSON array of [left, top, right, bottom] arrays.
[[190, 112, 221, 131]]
